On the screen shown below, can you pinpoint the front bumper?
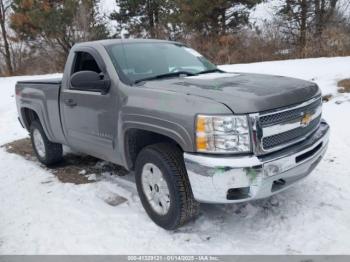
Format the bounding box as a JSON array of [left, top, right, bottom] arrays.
[[184, 120, 330, 203]]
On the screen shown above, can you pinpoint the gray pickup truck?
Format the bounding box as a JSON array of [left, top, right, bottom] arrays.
[[16, 39, 329, 229]]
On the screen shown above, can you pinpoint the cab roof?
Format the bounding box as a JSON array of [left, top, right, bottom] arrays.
[[74, 38, 183, 48]]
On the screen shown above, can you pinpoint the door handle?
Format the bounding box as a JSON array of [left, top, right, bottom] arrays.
[[64, 98, 77, 107]]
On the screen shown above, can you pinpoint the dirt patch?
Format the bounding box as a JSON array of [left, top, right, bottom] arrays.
[[337, 79, 350, 93], [322, 94, 333, 102], [5, 137, 33, 157], [2, 138, 128, 184]]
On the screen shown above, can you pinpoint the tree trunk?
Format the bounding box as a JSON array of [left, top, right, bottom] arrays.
[[299, 0, 308, 57], [314, 0, 338, 55], [154, 2, 159, 38], [0, 0, 13, 75], [147, 0, 155, 38], [221, 8, 226, 35]]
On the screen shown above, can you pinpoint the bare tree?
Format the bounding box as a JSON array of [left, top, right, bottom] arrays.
[[313, 0, 338, 54], [0, 0, 13, 75], [277, 0, 340, 57]]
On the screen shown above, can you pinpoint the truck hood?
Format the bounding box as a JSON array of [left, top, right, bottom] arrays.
[[139, 72, 320, 114]]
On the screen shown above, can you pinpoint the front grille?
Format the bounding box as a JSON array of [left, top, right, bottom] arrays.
[[262, 115, 321, 149], [256, 97, 322, 153], [260, 98, 322, 127]]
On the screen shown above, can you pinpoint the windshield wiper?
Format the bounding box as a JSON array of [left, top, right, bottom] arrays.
[[134, 71, 195, 84], [196, 68, 224, 75]]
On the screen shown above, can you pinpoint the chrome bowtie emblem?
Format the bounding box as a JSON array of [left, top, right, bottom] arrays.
[[301, 113, 312, 127]]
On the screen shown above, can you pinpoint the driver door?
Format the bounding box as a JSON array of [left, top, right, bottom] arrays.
[[60, 50, 117, 161]]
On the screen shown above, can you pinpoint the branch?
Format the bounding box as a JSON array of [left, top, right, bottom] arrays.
[[0, 47, 6, 56], [3, 0, 11, 11]]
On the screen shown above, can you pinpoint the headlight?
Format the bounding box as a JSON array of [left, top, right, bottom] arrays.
[[196, 115, 251, 153]]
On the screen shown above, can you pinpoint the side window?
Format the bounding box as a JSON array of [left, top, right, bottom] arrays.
[[72, 51, 102, 74]]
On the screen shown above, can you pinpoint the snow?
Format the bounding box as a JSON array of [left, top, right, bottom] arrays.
[[250, 0, 283, 26], [1, 57, 350, 254], [99, 0, 119, 35], [99, 0, 118, 14], [249, 0, 350, 27]]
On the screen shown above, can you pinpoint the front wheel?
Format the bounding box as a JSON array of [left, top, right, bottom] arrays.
[[135, 143, 199, 230]]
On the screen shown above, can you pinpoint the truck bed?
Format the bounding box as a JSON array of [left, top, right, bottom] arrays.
[[15, 77, 66, 145], [16, 78, 62, 85]]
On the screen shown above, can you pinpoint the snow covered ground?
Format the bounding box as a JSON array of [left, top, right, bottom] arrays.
[[1, 57, 350, 254]]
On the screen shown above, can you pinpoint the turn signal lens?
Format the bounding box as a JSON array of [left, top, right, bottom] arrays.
[[196, 135, 207, 151], [196, 116, 207, 133]]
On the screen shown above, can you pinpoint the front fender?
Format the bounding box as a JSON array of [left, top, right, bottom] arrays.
[[121, 113, 193, 151]]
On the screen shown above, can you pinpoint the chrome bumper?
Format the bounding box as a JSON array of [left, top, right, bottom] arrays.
[[184, 120, 330, 203]]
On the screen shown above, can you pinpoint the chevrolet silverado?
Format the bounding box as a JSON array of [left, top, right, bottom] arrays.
[[15, 39, 330, 229]]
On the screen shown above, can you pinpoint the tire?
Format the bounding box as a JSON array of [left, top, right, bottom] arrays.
[[135, 143, 199, 230], [30, 120, 63, 166]]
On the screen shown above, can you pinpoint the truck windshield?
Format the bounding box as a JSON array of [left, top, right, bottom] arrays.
[[105, 42, 218, 84]]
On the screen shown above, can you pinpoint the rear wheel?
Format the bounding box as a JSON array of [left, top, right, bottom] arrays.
[[30, 120, 63, 166], [135, 143, 199, 230]]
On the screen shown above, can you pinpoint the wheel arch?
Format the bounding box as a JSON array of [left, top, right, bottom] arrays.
[[123, 127, 187, 171], [20, 107, 52, 140], [21, 107, 40, 130]]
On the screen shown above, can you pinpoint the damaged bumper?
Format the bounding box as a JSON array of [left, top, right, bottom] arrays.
[[184, 120, 330, 203]]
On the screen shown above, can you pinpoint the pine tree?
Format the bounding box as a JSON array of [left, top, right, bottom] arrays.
[[110, 0, 177, 38], [10, 0, 109, 60], [110, 0, 263, 39], [177, 0, 262, 36]]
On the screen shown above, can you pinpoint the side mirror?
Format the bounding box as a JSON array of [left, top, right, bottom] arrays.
[[70, 71, 110, 94]]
